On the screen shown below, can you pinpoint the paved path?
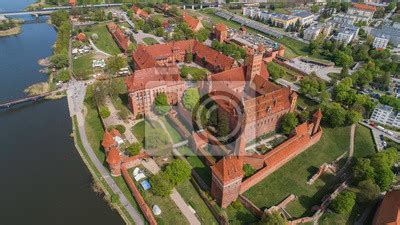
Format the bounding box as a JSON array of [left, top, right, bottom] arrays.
[[89, 38, 112, 57], [121, 12, 164, 45], [66, 81, 144, 225]]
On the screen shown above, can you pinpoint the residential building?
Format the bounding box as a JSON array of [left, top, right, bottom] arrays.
[[132, 39, 235, 72], [347, 3, 376, 22], [332, 14, 356, 27], [304, 26, 321, 41], [182, 13, 203, 32], [371, 25, 400, 47], [336, 25, 359, 45], [243, 7, 298, 29], [373, 34, 389, 49], [292, 11, 314, 26], [372, 190, 400, 225], [131, 5, 149, 19], [370, 104, 400, 129]]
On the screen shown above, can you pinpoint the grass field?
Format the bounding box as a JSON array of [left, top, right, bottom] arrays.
[[200, 10, 308, 59], [160, 116, 183, 143], [73, 53, 93, 80], [180, 65, 208, 80], [143, 37, 159, 45], [243, 126, 352, 218], [131, 120, 170, 146], [268, 61, 299, 82], [127, 167, 189, 225], [353, 124, 376, 158], [176, 181, 218, 225], [87, 24, 121, 55]]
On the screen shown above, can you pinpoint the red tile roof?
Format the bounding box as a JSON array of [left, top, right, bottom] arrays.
[[76, 32, 86, 41], [125, 66, 182, 93], [107, 147, 121, 165], [102, 129, 122, 150], [69, 0, 76, 6], [373, 190, 400, 225], [132, 40, 234, 71], [107, 22, 129, 52], [182, 12, 202, 31], [352, 3, 377, 12], [211, 156, 243, 183], [215, 23, 227, 32], [132, 5, 149, 18]]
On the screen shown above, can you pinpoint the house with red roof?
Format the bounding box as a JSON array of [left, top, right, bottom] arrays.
[[132, 5, 149, 19], [75, 32, 86, 42], [348, 3, 377, 22], [182, 12, 203, 32], [69, 0, 76, 7]]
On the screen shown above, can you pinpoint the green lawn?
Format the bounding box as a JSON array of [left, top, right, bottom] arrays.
[[73, 53, 93, 80], [268, 61, 299, 82], [180, 65, 208, 81], [243, 126, 352, 218], [128, 168, 189, 225], [201, 11, 308, 59], [224, 203, 259, 225], [84, 102, 106, 163], [176, 181, 218, 225], [87, 24, 121, 55], [353, 124, 376, 158], [143, 37, 159, 46], [179, 147, 212, 186], [131, 120, 170, 147], [296, 95, 320, 113], [160, 116, 183, 143]]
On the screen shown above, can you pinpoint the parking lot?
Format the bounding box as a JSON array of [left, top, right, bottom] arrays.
[[285, 57, 342, 82]]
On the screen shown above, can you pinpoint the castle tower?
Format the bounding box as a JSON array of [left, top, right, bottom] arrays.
[[107, 147, 122, 176], [211, 156, 244, 208], [289, 91, 298, 113], [214, 23, 228, 43], [312, 109, 322, 135], [234, 126, 247, 156], [246, 50, 264, 82]]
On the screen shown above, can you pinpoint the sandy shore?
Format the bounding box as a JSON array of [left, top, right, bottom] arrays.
[[0, 26, 21, 37]]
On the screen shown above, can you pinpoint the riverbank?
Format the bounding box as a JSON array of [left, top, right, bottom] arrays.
[[0, 26, 21, 37]]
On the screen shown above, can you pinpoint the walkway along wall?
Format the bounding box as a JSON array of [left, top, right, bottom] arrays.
[[240, 127, 322, 194]]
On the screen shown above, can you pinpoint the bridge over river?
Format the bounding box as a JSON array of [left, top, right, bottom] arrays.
[[0, 3, 122, 17]]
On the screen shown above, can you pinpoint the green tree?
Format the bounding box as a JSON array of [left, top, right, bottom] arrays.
[[50, 53, 69, 69], [154, 93, 171, 115], [107, 55, 126, 75], [183, 88, 200, 111], [127, 142, 141, 156], [280, 112, 298, 134], [267, 62, 286, 80], [185, 50, 193, 63], [334, 51, 354, 68], [346, 110, 362, 125], [357, 179, 380, 205], [353, 158, 375, 184], [243, 164, 256, 178], [374, 167, 395, 191], [260, 211, 288, 225], [311, 4, 320, 13], [150, 172, 173, 197], [165, 159, 192, 185], [330, 190, 356, 214], [322, 103, 347, 127], [50, 10, 69, 27], [99, 105, 111, 118], [217, 112, 230, 138]]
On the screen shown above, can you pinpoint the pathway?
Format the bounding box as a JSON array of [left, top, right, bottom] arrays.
[[140, 118, 201, 225], [121, 12, 164, 45], [336, 124, 355, 177], [66, 80, 144, 225], [89, 38, 112, 57]]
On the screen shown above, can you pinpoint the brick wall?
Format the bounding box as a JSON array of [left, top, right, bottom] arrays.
[[238, 194, 264, 218], [239, 130, 322, 194], [121, 165, 157, 225]]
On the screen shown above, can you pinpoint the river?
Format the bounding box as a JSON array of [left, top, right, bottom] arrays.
[[0, 1, 124, 224]]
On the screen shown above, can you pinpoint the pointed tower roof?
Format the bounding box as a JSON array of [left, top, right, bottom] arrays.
[[211, 156, 243, 184]]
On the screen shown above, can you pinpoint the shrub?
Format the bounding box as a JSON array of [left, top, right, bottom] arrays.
[[330, 190, 356, 214], [165, 159, 191, 185], [127, 142, 141, 156], [150, 172, 173, 197], [243, 164, 256, 178], [109, 124, 126, 134], [99, 105, 111, 118]]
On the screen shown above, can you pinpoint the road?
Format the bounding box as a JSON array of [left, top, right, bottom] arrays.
[[66, 80, 145, 225], [276, 78, 300, 92], [121, 12, 164, 45], [359, 121, 400, 151]]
